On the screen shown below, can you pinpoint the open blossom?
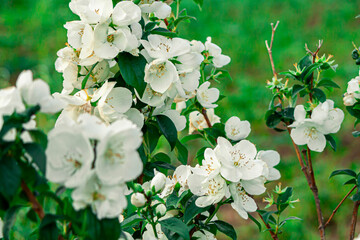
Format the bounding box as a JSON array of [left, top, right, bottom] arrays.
[[188, 174, 229, 207], [112, 1, 141, 26], [141, 35, 190, 60], [192, 148, 221, 179], [215, 137, 263, 182], [46, 127, 93, 188], [257, 150, 281, 181], [205, 37, 231, 68], [289, 100, 344, 152], [193, 230, 217, 240], [144, 59, 179, 93], [189, 109, 221, 134], [72, 171, 128, 219], [142, 223, 168, 240], [95, 118, 143, 185], [225, 116, 251, 141], [140, 0, 171, 19], [229, 182, 257, 219], [64, 21, 94, 59], [196, 82, 220, 108], [160, 165, 191, 198], [69, 0, 113, 24], [16, 70, 64, 113], [343, 76, 360, 106]]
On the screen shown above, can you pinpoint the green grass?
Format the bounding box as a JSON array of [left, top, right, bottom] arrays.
[[1, 0, 360, 239]]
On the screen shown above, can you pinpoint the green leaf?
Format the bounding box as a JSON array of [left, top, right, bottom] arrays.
[[156, 115, 178, 150], [24, 143, 46, 175], [325, 135, 337, 151], [291, 84, 305, 98], [248, 214, 261, 232], [312, 88, 326, 103], [39, 214, 60, 240], [121, 214, 144, 230], [317, 78, 340, 89], [184, 196, 210, 224], [210, 220, 237, 240], [28, 130, 48, 149], [152, 161, 176, 171], [352, 192, 360, 201], [195, 147, 207, 165], [329, 169, 357, 179], [150, 28, 178, 38], [159, 217, 190, 240], [181, 134, 202, 143], [153, 152, 171, 163], [0, 157, 22, 200], [117, 52, 147, 97], [299, 55, 312, 70], [3, 205, 21, 240], [344, 179, 357, 185], [265, 111, 282, 129], [174, 140, 188, 165], [174, 15, 196, 27], [145, 21, 158, 32], [144, 122, 161, 153], [84, 208, 121, 240]]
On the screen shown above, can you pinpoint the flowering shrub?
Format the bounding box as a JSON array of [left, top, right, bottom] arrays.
[[0, 1, 360, 240]]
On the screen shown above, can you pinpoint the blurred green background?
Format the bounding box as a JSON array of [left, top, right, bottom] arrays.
[[1, 0, 360, 239]]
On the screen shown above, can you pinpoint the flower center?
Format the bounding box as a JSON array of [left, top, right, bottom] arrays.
[[107, 34, 115, 43]]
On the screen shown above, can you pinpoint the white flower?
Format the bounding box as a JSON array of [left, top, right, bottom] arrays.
[[140, 1, 171, 19], [343, 92, 356, 106], [257, 150, 281, 181], [16, 70, 64, 113], [0, 87, 25, 115], [188, 174, 229, 207], [94, 24, 137, 59], [46, 127, 93, 188], [64, 21, 94, 59], [72, 171, 128, 219], [151, 169, 167, 192], [189, 109, 220, 134], [193, 230, 217, 240], [97, 86, 133, 123], [229, 182, 257, 219], [144, 59, 179, 93], [142, 223, 168, 240], [131, 193, 147, 208], [215, 137, 263, 182], [112, 1, 141, 26], [192, 148, 221, 179], [289, 101, 344, 152], [346, 76, 360, 98], [160, 165, 191, 198], [240, 177, 266, 196], [141, 35, 190, 60], [95, 119, 143, 185], [196, 82, 220, 108], [139, 84, 167, 107], [225, 116, 251, 141], [176, 52, 204, 73], [205, 37, 231, 68], [69, 0, 113, 24], [119, 232, 134, 240]]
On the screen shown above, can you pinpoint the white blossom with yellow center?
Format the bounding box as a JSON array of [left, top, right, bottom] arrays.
[[144, 59, 179, 93], [229, 182, 257, 219], [196, 82, 220, 109]]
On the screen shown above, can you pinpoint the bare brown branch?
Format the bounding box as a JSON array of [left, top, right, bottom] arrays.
[[265, 21, 280, 79], [21, 180, 45, 220], [257, 212, 279, 240], [324, 185, 357, 228], [350, 200, 360, 240]]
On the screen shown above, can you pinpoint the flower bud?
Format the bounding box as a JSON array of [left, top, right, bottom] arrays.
[[151, 170, 166, 192], [131, 193, 147, 208], [155, 203, 167, 217]]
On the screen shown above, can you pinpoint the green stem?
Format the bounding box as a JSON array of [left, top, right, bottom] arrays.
[[81, 62, 98, 89], [205, 202, 221, 224]]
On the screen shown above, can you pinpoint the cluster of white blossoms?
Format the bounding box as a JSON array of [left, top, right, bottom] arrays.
[[150, 119, 281, 220], [343, 74, 360, 106], [289, 100, 344, 152], [46, 113, 143, 219], [0, 70, 63, 141]]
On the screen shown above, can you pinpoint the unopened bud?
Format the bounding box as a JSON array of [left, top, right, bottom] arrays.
[[131, 193, 147, 208], [151, 170, 166, 192]]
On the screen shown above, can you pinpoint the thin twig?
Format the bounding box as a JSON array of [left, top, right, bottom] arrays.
[[324, 185, 357, 227], [304, 40, 323, 102], [349, 200, 360, 240], [201, 108, 212, 128], [21, 180, 45, 220], [265, 21, 280, 79], [286, 129, 326, 239], [257, 212, 279, 240]]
